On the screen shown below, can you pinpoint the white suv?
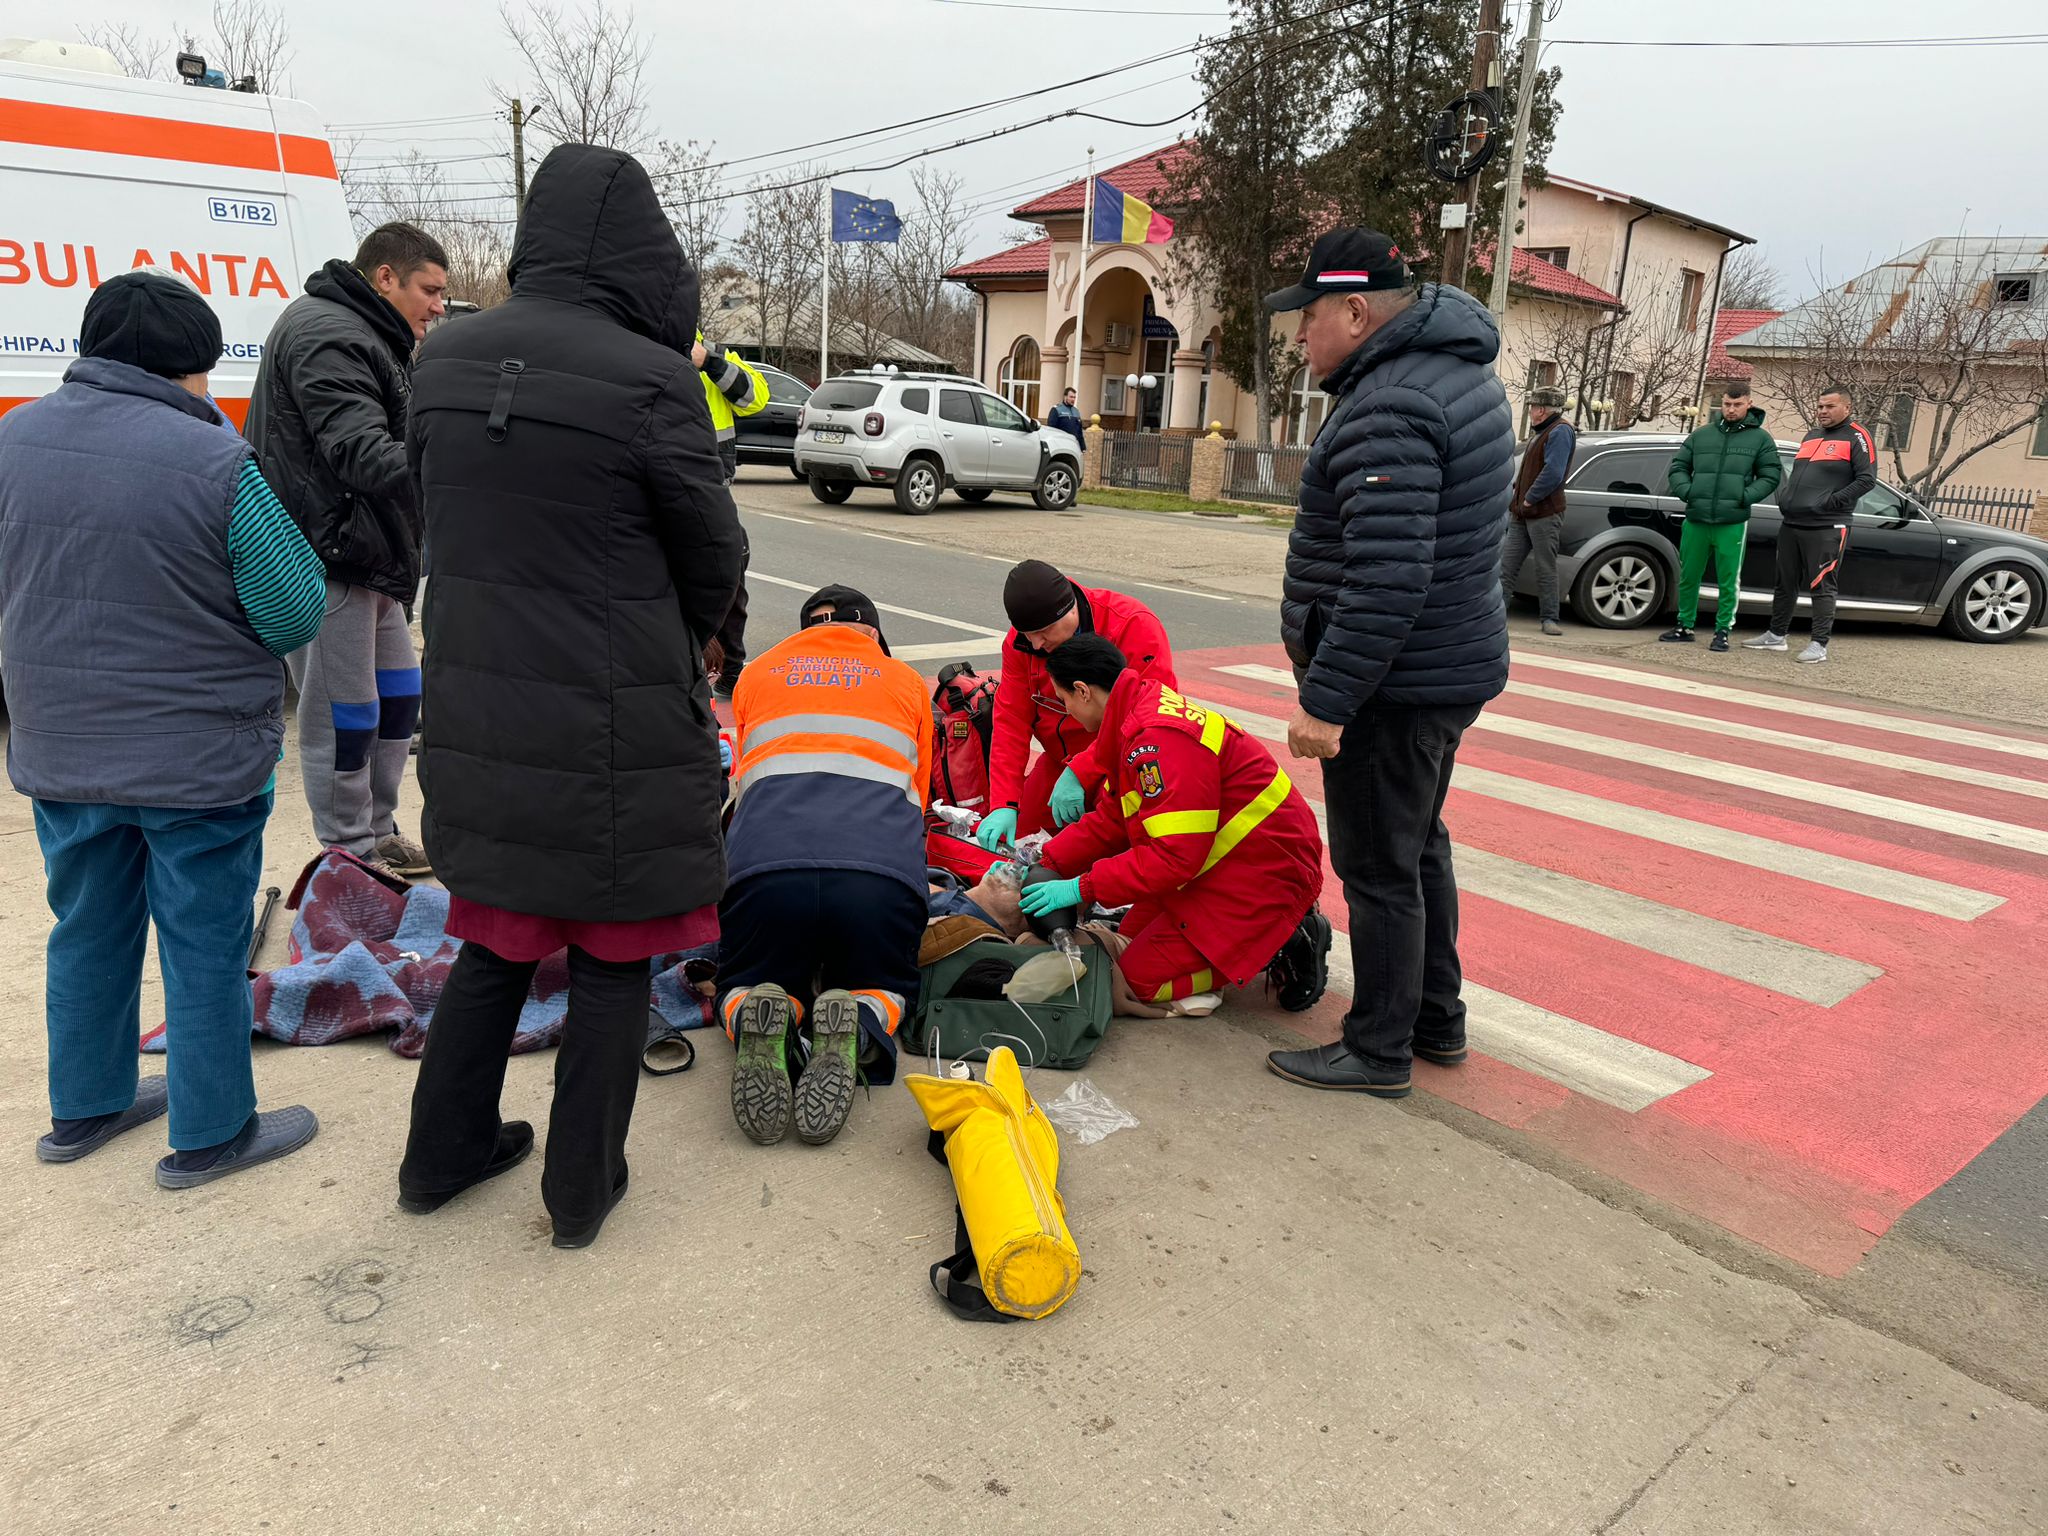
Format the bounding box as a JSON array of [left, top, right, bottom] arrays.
[[794, 372, 1083, 515]]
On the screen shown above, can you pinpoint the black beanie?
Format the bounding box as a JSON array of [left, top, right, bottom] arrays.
[[79, 271, 224, 379], [1003, 559, 1077, 633]]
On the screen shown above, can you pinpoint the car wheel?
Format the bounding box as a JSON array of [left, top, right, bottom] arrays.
[[894, 457, 942, 515], [1034, 460, 1079, 511], [808, 475, 853, 505], [1943, 562, 2039, 643], [1569, 545, 1666, 629], [789, 462, 807, 482], [956, 487, 994, 504]]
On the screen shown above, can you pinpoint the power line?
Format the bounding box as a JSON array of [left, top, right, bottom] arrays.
[[328, 111, 501, 130], [1549, 30, 2048, 49], [905, 0, 1227, 13]]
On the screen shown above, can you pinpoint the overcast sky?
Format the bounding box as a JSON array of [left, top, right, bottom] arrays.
[[22, 0, 2045, 303]]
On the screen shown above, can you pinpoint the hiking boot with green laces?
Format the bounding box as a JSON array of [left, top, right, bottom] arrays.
[[730, 984, 795, 1146], [794, 989, 861, 1147]]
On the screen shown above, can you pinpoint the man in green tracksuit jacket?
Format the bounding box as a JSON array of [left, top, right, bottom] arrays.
[[1662, 384, 1782, 651]]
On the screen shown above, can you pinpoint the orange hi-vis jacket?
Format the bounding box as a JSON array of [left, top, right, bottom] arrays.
[[727, 624, 935, 897], [1043, 673, 1323, 988]]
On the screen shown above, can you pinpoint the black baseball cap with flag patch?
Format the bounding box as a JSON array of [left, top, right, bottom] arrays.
[[800, 583, 891, 654], [1264, 227, 1410, 311]]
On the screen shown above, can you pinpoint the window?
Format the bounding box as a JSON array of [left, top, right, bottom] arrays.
[[1196, 338, 1216, 429], [1879, 392, 1915, 452], [997, 336, 1041, 418], [898, 387, 930, 414], [762, 368, 810, 405], [1679, 269, 1705, 333], [2032, 403, 2048, 459], [1525, 246, 1570, 270], [1994, 274, 2036, 307], [809, 380, 883, 411], [938, 389, 979, 425], [1609, 370, 1637, 427], [1570, 448, 1676, 495], [1853, 483, 1920, 522], [1287, 366, 1330, 446], [1101, 375, 1128, 414], [978, 394, 1029, 432]]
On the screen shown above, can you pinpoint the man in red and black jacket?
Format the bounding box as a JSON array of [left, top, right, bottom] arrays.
[[1016, 636, 1331, 1017], [975, 560, 1176, 848], [1744, 386, 1875, 665]]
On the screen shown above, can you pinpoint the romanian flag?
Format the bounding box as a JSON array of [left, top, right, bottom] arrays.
[[1089, 177, 1173, 245]]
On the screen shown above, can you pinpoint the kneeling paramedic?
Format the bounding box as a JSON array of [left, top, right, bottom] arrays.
[[976, 560, 1176, 850], [1019, 637, 1330, 1017], [719, 586, 934, 1145]]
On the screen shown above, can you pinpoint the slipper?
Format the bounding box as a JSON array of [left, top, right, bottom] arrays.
[[397, 1121, 536, 1213], [641, 1017, 696, 1078], [154, 1105, 319, 1190], [36, 1077, 170, 1163]]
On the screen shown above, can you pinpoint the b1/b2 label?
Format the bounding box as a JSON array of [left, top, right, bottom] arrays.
[[209, 198, 278, 226]]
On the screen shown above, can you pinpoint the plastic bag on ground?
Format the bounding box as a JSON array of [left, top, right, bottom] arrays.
[[1043, 1079, 1139, 1146]]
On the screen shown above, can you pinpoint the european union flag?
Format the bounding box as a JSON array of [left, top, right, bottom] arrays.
[[832, 188, 902, 244]]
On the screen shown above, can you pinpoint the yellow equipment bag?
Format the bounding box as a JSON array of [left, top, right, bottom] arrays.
[[905, 1046, 1081, 1322]]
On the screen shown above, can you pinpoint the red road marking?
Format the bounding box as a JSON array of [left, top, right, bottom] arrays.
[[1176, 645, 2048, 1276]]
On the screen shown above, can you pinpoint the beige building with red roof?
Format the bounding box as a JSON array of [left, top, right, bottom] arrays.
[[946, 147, 1751, 445]]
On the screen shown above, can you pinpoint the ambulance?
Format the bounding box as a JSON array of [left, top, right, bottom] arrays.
[[0, 36, 356, 429]]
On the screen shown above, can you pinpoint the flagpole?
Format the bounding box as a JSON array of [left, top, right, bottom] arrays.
[[1074, 148, 1094, 415], [819, 182, 831, 384]]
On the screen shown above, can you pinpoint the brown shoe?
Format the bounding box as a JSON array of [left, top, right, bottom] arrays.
[[370, 833, 432, 877]]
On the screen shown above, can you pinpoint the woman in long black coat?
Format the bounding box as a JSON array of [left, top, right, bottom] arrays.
[[396, 144, 744, 1248]]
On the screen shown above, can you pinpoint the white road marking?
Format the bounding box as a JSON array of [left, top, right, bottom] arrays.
[[1130, 580, 1232, 602], [1450, 765, 2002, 921], [1504, 679, 2048, 802], [1510, 650, 2048, 765], [751, 572, 1006, 637], [1211, 662, 2005, 917], [1324, 952, 1712, 1113], [1473, 711, 2048, 860], [751, 511, 816, 526], [1451, 846, 1881, 1006], [848, 528, 927, 547], [893, 640, 1008, 662]]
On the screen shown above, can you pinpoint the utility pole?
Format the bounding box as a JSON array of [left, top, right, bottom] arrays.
[[1440, 0, 1504, 290], [509, 98, 529, 213], [1487, 0, 1544, 327]]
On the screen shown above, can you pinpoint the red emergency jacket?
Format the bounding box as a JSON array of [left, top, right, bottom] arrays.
[[989, 584, 1175, 810], [1042, 673, 1323, 987]]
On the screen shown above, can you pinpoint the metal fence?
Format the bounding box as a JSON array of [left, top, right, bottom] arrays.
[[1100, 431, 1192, 493], [1925, 483, 2037, 532], [1224, 441, 1311, 506]]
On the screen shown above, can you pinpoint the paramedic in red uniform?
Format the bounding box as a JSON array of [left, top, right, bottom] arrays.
[[976, 560, 1176, 849], [1019, 637, 1332, 1016]]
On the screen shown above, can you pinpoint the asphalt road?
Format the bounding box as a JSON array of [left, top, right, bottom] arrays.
[[727, 469, 2048, 1396]]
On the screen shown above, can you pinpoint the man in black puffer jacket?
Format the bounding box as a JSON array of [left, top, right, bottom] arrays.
[[246, 222, 447, 875], [1262, 228, 1512, 1099]]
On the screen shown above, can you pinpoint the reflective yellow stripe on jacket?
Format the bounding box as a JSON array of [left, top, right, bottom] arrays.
[[1125, 699, 1291, 880], [697, 330, 770, 441], [735, 710, 923, 807]]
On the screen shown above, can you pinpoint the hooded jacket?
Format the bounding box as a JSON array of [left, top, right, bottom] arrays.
[[1282, 283, 1513, 721], [407, 144, 746, 921], [1667, 405, 1782, 526], [245, 258, 419, 602]]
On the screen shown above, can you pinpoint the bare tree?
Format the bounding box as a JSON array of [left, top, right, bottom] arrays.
[[829, 242, 896, 370], [1721, 247, 1784, 311], [1509, 266, 1708, 432], [76, 22, 176, 80], [649, 138, 726, 270], [497, 1, 651, 155], [735, 167, 826, 373], [342, 149, 512, 308], [886, 167, 972, 358], [182, 0, 295, 93], [1741, 248, 2048, 498]]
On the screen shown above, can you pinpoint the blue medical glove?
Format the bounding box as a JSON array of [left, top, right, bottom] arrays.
[[976, 806, 1018, 852], [1018, 876, 1082, 918], [719, 737, 733, 772], [1049, 768, 1087, 827]]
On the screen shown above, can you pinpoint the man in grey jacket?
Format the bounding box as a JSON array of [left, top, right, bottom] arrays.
[[247, 223, 446, 875]]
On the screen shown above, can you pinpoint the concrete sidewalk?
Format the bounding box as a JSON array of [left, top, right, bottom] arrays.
[[1, 770, 2043, 1534]]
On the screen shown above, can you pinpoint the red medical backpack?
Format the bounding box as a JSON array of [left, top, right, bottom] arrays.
[[929, 662, 997, 813]]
